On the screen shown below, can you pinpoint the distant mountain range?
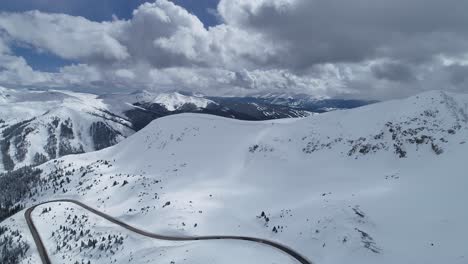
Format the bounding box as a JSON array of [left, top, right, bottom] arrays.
[[208, 94, 377, 113], [122, 91, 376, 130], [0, 87, 374, 171]]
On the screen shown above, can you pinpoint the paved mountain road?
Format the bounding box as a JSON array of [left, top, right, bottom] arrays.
[[25, 199, 313, 264]]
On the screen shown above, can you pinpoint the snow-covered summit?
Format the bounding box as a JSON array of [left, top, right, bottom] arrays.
[[118, 90, 467, 161], [99, 91, 217, 112], [0, 88, 324, 172], [0, 89, 134, 171], [151, 92, 217, 111]]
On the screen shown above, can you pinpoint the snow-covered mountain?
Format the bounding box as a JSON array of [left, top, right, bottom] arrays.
[[0, 89, 332, 171], [249, 93, 377, 112], [0, 88, 134, 171], [122, 91, 314, 130], [0, 90, 467, 264], [151, 92, 217, 111]]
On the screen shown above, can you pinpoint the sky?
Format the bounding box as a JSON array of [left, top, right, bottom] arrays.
[[1, 0, 220, 71], [0, 0, 466, 99]]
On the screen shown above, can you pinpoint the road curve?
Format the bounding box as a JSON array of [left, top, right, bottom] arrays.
[[25, 199, 313, 264]]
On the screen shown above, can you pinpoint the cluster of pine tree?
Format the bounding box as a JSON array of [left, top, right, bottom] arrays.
[[0, 226, 30, 264], [0, 166, 42, 222]]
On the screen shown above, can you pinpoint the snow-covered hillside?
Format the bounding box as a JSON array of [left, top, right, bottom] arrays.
[[0, 88, 320, 172], [0, 88, 134, 171], [250, 92, 376, 112], [1, 90, 467, 264], [152, 92, 217, 111], [28, 202, 298, 264]]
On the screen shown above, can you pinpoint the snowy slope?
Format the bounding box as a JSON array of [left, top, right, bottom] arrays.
[[0, 211, 41, 263], [152, 92, 217, 111], [28, 202, 298, 264], [0, 88, 314, 172], [98, 90, 215, 112], [0, 87, 367, 172], [111, 91, 313, 130], [0, 88, 134, 171], [1, 90, 467, 264]]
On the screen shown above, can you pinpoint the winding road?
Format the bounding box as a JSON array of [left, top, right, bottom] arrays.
[[25, 199, 313, 264]]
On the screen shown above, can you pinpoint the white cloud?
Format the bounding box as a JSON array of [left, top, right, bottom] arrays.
[[0, 11, 129, 61], [117, 1, 208, 67], [0, 54, 51, 85], [0, 0, 282, 95], [0, 0, 466, 99], [114, 69, 135, 80], [218, 0, 296, 26], [56, 64, 102, 85]]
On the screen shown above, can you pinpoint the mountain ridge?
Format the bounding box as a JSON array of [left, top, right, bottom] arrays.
[[0, 88, 372, 171], [0, 89, 466, 264]]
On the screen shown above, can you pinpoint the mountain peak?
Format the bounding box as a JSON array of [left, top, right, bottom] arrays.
[[152, 92, 217, 111]]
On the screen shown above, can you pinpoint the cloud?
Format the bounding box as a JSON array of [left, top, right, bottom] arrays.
[[0, 11, 129, 61], [371, 61, 415, 83], [218, 0, 468, 68], [0, 1, 273, 69], [447, 64, 468, 85], [114, 69, 135, 80], [0, 54, 51, 85], [0, 0, 466, 99], [119, 1, 208, 67], [0, 0, 282, 92]]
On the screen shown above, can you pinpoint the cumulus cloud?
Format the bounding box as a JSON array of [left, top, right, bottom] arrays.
[[218, 0, 468, 67], [0, 0, 466, 99], [118, 1, 208, 67], [0, 11, 129, 61], [0, 54, 51, 85]]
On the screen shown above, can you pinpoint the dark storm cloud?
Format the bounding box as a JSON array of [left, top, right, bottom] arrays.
[[219, 0, 468, 69], [447, 64, 468, 85], [371, 62, 415, 83]]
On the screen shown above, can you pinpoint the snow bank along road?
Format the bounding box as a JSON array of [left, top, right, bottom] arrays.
[[25, 199, 313, 264]]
